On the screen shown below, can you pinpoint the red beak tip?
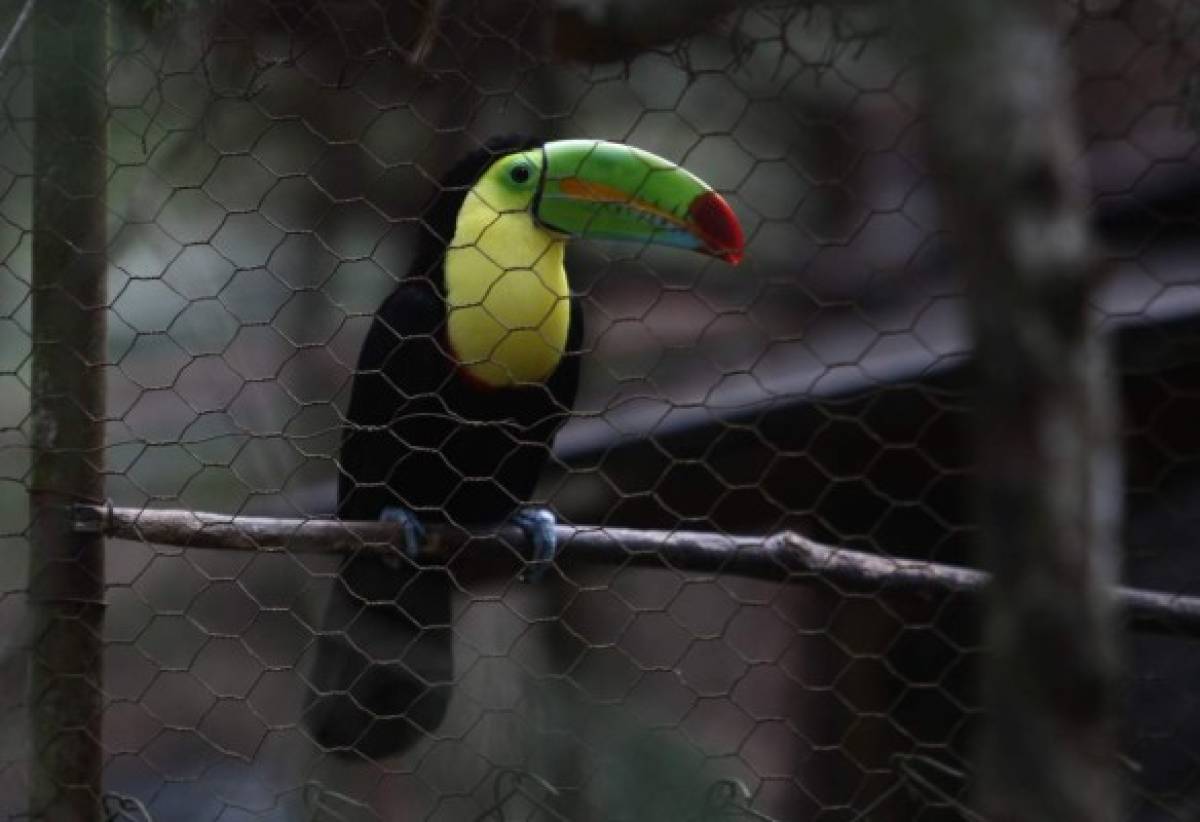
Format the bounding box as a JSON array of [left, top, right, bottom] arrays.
[[689, 191, 745, 266]]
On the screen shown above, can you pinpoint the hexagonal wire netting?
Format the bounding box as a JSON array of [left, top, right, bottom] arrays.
[[2, 0, 1200, 819]]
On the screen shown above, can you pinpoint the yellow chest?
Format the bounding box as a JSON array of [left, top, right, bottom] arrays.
[[444, 193, 571, 388]]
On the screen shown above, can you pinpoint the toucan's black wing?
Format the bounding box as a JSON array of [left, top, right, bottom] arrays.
[[336, 278, 451, 523], [305, 277, 457, 759], [339, 278, 580, 527]]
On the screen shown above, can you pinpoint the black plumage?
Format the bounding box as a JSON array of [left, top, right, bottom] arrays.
[[303, 136, 583, 758]]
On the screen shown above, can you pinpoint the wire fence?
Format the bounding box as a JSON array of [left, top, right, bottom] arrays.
[[2, 0, 1200, 820]]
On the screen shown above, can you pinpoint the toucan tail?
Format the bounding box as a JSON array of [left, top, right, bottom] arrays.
[[302, 554, 452, 759]]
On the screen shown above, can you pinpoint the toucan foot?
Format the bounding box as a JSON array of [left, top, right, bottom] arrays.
[[511, 507, 557, 583], [380, 506, 426, 562]]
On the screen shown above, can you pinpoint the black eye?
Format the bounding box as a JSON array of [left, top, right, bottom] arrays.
[[509, 164, 531, 184]]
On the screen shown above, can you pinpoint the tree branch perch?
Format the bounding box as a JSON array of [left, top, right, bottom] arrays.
[[73, 504, 1200, 640]]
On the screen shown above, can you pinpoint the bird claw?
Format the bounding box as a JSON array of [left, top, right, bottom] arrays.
[[511, 507, 557, 583], [380, 506, 426, 564]]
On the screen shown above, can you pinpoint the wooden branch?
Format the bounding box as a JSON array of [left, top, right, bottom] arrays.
[[408, 0, 445, 65], [0, 0, 35, 67], [74, 504, 1200, 639]]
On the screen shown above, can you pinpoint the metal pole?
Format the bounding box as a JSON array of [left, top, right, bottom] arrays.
[[28, 0, 108, 818]]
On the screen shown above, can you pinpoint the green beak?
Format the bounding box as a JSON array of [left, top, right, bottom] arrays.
[[534, 140, 745, 265]]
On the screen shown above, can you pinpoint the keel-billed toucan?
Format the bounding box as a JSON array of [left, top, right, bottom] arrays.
[[304, 135, 744, 758]]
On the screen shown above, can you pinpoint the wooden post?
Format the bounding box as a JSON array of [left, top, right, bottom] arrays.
[[915, 2, 1121, 820], [28, 0, 109, 818]]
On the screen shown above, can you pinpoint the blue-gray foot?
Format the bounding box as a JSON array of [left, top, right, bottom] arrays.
[[380, 505, 426, 563], [512, 506, 557, 583]]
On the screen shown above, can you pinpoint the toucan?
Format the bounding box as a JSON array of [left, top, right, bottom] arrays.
[[303, 135, 744, 759]]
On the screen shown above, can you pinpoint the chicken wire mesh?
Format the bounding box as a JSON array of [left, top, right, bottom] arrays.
[[1, 0, 1199, 819]]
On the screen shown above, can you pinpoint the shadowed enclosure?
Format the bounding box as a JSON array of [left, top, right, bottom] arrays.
[[2, 1, 1200, 820]]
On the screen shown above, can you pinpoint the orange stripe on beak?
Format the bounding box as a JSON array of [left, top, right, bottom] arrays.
[[558, 177, 690, 229]]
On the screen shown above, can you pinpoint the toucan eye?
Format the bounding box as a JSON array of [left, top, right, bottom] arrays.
[[509, 164, 532, 184]]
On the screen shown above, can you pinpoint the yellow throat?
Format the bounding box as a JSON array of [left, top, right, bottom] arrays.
[[444, 175, 571, 389]]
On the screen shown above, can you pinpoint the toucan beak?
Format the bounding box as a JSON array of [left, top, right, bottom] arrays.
[[534, 140, 745, 265]]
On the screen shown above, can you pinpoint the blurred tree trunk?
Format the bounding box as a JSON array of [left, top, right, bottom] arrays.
[[28, 0, 109, 819], [915, 2, 1122, 820]]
